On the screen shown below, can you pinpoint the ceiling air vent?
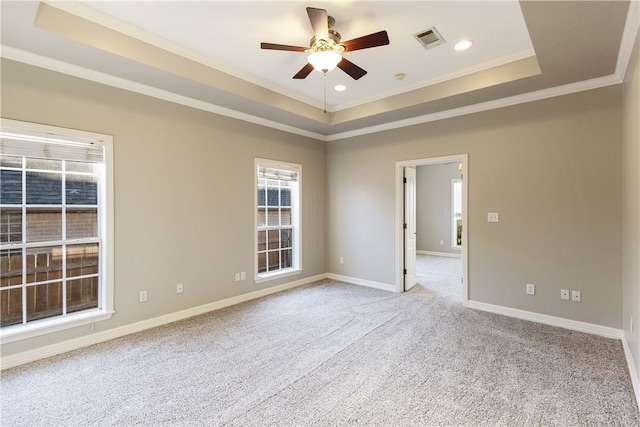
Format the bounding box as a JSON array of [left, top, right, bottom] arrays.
[[414, 27, 446, 50]]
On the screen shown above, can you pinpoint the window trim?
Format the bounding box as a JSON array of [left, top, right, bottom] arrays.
[[254, 158, 302, 283], [0, 118, 114, 343]]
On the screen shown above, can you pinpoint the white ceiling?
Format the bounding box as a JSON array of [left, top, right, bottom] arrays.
[[0, 1, 637, 140], [80, 1, 535, 110]]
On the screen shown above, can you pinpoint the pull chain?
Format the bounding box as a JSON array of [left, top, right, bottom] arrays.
[[323, 72, 327, 114]]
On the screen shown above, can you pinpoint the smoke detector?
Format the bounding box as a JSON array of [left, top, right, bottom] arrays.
[[414, 27, 446, 50]]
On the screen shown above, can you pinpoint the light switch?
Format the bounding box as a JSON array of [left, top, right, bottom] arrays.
[[488, 212, 499, 223]]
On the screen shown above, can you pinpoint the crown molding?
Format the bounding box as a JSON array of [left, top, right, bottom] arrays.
[[326, 73, 622, 141], [617, 0, 640, 81], [331, 49, 537, 113], [0, 44, 623, 142], [1, 45, 326, 141]]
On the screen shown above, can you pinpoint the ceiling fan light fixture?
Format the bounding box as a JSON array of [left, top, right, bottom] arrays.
[[308, 50, 342, 73]]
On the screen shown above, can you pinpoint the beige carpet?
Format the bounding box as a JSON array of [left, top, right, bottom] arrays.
[[1, 255, 638, 426]]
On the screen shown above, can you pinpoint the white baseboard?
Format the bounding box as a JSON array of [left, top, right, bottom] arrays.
[[467, 300, 622, 339], [622, 336, 640, 409], [416, 250, 461, 258], [1, 273, 327, 370], [327, 273, 397, 293]]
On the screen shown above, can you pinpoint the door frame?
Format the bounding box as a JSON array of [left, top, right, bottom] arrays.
[[395, 154, 469, 304], [404, 166, 417, 291]]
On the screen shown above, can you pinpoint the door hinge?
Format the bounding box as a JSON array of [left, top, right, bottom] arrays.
[[404, 269, 407, 275], [403, 177, 407, 184], [403, 223, 407, 229]]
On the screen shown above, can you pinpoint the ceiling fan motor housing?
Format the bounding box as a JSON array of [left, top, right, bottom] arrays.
[[309, 25, 343, 53]]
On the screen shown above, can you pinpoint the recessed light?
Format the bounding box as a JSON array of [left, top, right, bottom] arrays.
[[334, 84, 346, 92], [454, 40, 474, 51]]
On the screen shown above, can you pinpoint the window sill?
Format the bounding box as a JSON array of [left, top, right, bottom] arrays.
[[0, 309, 115, 344], [254, 268, 302, 284]]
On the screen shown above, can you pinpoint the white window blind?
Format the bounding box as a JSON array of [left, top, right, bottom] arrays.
[[258, 166, 299, 182], [0, 131, 104, 162]]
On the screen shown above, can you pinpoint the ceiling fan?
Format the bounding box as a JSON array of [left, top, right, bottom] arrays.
[[260, 7, 390, 80]]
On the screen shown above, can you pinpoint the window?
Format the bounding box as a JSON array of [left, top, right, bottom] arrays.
[[255, 159, 301, 282], [0, 119, 113, 342], [452, 178, 462, 248]]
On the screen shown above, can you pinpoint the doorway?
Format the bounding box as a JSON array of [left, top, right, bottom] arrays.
[[396, 155, 468, 304]]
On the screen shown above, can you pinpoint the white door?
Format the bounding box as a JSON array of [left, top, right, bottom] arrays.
[[404, 166, 417, 290]]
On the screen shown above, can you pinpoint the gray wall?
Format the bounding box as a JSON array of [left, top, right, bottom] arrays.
[[622, 29, 640, 389], [416, 163, 462, 254], [327, 85, 623, 328], [0, 59, 326, 357], [0, 52, 631, 359]]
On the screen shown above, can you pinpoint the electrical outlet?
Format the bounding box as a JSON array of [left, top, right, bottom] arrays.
[[240, 272, 246, 280], [488, 212, 499, 223], [339, 257, 344, 265], [176, 283, 183, 294], [571, 290, 581, 302], [526, 283, 535, 295], [139, 290, 147, 303], [560, 289, 570, 300], [235, 273, 240, 282]]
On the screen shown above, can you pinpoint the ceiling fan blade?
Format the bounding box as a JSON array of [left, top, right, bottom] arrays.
[[293, 63, 314, 79], [307, 7, 328, 41], [260, 42, 307, 52], [342, 30, 390, 52], [337, 57, 367, 80]]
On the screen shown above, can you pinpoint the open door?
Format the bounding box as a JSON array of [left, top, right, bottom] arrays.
[[397, 155, 467, 300], [404, 166, 417, 290]]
